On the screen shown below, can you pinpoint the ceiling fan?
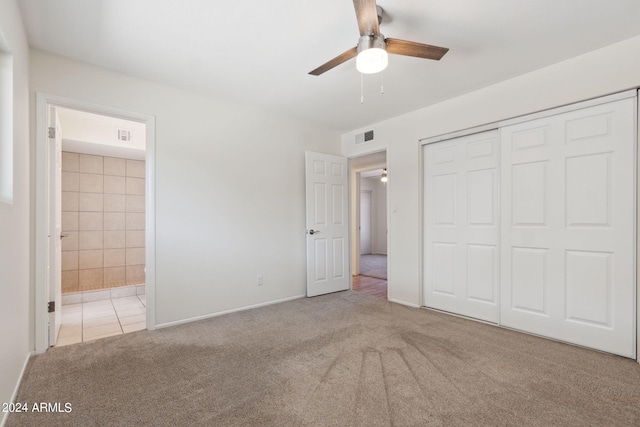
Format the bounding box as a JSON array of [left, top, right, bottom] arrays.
[[309, 0, 449, 76]]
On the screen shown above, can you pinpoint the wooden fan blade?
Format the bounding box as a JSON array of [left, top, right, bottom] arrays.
[[385, 38, 449, 60], [353, 0, 380, 36], [308, 47, 358, 76]]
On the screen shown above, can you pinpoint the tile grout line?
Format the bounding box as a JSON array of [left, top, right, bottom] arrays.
[[110, 297, 125, 335], [58, 292, 146, 345], [80, 300, 84, 343]]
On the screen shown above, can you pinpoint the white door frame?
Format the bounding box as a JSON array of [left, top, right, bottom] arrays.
[[35, 93, 157, 353], [349, 152, 389, 287], [353, 171, 362, 275], [348, 151, 388, 279], [636, 89, 640, 362], [48, 106, 62, 346], [360, 189, 373, 255]]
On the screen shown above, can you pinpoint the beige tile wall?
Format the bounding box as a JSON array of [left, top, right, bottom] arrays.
[[61, 152, 146, 294]]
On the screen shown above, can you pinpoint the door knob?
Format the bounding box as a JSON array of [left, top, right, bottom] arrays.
[[60, 233, 69, 239], [307, 229, 320, 235]]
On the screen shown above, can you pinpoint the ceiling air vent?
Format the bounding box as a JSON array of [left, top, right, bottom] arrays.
[[355, 129, 374, 144], [117, 129, 131, 142]]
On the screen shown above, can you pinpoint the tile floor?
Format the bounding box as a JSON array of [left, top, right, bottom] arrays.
[[56, 294, 147, 347]]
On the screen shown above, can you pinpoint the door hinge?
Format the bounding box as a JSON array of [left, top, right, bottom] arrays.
[[47, 301, 55, 313], [48, 127, 55, 138]]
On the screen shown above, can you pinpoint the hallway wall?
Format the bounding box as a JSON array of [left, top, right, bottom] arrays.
[[360, 176, 387, 255]]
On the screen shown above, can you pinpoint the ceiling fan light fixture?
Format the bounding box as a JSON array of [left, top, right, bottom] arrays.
[[356, 35, 388, 74]]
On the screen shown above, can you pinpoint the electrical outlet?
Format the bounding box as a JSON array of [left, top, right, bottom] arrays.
[[257, 275, 263, 286]]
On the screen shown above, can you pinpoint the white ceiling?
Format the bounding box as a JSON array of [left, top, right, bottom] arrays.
[[351, 150, 386, 172], [361, 168, 385, 179], [17, 0, 640, 132], [57, 107, 146, 160]]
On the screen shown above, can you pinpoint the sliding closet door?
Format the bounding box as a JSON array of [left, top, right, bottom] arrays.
[[423, 130, 500, 323], [500, 97, 636, 357]]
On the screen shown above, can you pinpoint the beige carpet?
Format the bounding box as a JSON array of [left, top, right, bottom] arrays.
[[7, 291, 640, 426], [360, 254, 387, 279]]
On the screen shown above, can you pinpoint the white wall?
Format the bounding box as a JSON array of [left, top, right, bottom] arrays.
[[0, 0, 31, 422], [360, 177, 387, 255], [342, 35, 640, 307], [30, 50, 341, 327]]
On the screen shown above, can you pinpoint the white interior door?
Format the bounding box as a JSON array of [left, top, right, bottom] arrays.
[[500, 97, 636, 358], [305, 151, 349, 297], [423, 130, 500, 323], [360, 190, 372, 254], [48, 106, 62, 346]]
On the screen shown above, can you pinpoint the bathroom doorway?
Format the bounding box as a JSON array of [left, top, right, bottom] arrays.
[[35, 94, 156, 352], [56, 107, 148, 345]]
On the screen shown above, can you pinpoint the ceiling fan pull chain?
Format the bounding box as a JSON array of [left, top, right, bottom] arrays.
[[360, 72, 364, 104]]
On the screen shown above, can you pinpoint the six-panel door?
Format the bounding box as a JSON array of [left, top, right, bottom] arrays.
[[305, 151, 349, 297], [423, 130, 500, 323], [500, 98, 636, 357]]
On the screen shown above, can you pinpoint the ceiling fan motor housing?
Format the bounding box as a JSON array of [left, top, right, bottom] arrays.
[[357, 34, 386, 54]]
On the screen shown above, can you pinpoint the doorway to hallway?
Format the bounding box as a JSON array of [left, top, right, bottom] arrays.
[[350, 151, 387, 298]]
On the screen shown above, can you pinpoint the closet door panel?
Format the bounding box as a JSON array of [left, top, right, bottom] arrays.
[[500, 97, 636, 358], [423, 130, 500, 323]]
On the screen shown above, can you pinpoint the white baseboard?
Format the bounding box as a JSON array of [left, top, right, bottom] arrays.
[[388, 298, 420, 308], [1, 351, 33, 427], [155, 294, 306, 329]]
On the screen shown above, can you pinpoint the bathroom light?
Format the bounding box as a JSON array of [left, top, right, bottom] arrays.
[[381, 168, 388, 183], [356, 35, 388, 74]]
